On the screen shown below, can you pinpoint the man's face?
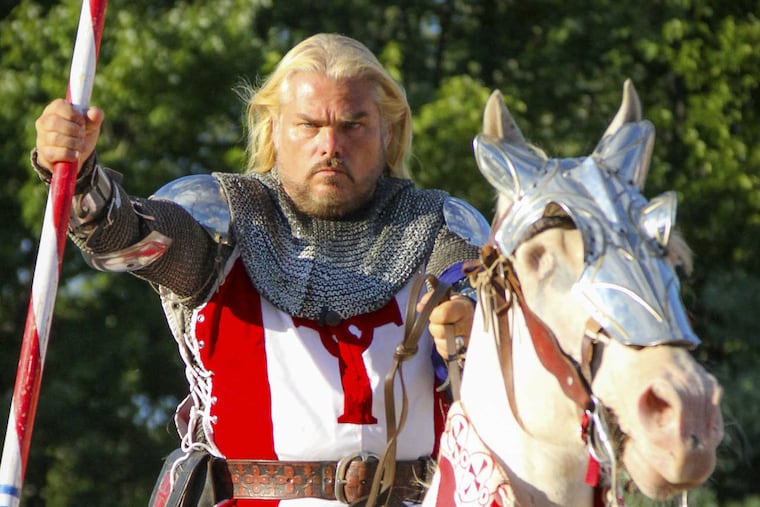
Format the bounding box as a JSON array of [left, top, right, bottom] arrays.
[[272, 72, 390, 219]]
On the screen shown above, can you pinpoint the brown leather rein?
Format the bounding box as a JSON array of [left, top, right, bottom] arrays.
[[467, 242, 618, 506], [468, 243, 601, 415], [362, 273, 452, 507]]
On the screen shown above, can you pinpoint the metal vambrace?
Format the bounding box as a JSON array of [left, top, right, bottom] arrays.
[[31, 149, 122, 233], [30, 150, 173, 273], [70, 161, 115, 229]]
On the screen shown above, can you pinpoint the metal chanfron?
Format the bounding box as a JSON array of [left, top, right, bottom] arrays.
[[474, 117, 699, 348]]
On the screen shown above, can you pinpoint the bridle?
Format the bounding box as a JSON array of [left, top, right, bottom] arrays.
[[466, 239, 626, 507]]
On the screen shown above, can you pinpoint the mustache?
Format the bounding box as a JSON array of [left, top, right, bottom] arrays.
[[309, 157, 353, 180]]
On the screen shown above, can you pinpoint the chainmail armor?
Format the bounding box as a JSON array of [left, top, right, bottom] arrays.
[[67, 167, 477, 314], [215, 170, 477, 321], [427, 226, 478, 280]]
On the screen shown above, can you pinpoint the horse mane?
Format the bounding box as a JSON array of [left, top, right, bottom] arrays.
[[667, 230, 693, 275]]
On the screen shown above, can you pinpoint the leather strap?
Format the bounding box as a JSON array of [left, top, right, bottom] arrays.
[[472, 245, 527, 431], [226, 457, 428, 503], [365, 273, 451, 507], [443, 324, 462, 401], [509, 264, 593, 411], [474, 244, 594, 423]]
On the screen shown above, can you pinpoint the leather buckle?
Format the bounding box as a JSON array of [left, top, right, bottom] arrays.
[[334, 451, 379, 504]]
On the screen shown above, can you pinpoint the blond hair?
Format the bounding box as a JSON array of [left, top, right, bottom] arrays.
[[242, 33, 412, 178]]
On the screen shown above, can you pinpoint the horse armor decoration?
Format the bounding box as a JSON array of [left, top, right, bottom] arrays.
[[423, 80, 724, 507]]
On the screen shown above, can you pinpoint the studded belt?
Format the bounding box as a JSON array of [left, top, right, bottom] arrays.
[[226, 452, 430, 503]]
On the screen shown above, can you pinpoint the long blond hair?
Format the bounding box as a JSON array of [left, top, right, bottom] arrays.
[[242, 33, 412, 178]]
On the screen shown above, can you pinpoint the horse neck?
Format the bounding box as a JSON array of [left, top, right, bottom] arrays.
[[460, 301, 596, 507]]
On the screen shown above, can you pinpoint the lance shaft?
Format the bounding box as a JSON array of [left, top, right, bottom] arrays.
[[0, 2, 107, 505]]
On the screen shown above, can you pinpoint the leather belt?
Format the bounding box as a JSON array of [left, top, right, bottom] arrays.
[[226, 452, 429, 503]]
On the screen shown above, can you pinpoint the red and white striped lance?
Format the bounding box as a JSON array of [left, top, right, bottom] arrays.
[[0, 1, 107, 505]]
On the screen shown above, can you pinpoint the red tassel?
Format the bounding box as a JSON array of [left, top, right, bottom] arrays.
[[585, 454, 600, 486]]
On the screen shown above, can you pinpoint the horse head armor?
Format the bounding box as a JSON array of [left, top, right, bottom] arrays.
[[475, 80, 698, 348]]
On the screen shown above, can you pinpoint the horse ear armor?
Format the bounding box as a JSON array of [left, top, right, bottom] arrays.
[[638, 191, 677, 250]]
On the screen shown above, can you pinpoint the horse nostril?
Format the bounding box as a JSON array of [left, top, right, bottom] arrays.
[[689, 433, 700, 450], [639, 384, 675, 431]]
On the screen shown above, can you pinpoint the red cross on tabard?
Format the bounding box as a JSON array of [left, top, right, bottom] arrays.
[[293, 300, 403, 424]]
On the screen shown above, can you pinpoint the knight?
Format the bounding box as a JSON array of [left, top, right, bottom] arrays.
[[31, 33, 487, 506]]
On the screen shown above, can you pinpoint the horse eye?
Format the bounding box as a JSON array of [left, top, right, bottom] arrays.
[[524, 244, 546, 271]]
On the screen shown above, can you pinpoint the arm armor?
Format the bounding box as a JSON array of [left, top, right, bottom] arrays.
[[81, 175, 227, 306], [31, 151, 227, 306]]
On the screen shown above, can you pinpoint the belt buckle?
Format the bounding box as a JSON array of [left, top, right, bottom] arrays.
[[334, 451, 379, 504]]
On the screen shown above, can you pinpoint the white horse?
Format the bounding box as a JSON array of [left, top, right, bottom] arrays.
[[423, 81, 724, 507]]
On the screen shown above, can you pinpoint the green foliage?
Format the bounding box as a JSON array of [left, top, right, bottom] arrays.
[[411, 75, 495, 217], [1, 0, 758, 505]]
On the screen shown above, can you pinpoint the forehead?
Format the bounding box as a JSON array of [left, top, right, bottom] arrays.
[[279, 72, 380, 115]]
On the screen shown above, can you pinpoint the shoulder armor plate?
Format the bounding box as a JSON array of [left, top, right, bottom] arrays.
[[151, 174, 231, 244], [443, 196, 490, 248]]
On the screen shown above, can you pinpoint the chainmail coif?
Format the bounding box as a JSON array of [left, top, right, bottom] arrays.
[[215, 169, 459, 322]]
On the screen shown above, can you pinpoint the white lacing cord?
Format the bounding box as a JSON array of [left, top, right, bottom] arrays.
[[161, 252, 234, 488], [167, 327, 220, 487], [181, 312, 221, 453], [162, 299, 223, 488]]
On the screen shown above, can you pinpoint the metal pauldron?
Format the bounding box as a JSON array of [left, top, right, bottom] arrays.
[[151, 174, 231, 245], [443, 196, 490, 248]]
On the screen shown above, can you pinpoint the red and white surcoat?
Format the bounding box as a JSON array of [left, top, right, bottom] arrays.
[[186, 253, 447, 505]]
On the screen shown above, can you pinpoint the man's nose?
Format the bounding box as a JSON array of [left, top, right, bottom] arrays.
[[318, 127, 340, 158]]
